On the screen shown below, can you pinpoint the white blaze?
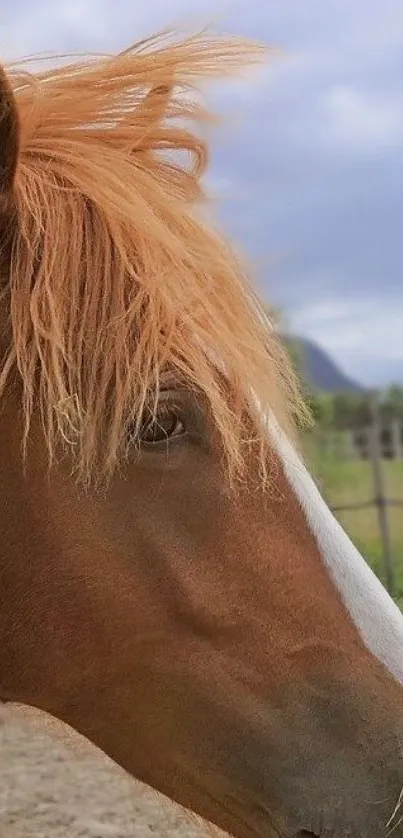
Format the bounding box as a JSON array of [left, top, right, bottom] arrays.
[[268, 416, 403, 685]]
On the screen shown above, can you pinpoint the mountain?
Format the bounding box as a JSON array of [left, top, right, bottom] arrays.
[[282, 335, 365, 394]]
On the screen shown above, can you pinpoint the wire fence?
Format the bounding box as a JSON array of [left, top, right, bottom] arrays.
[[328, 393, 403, 596]]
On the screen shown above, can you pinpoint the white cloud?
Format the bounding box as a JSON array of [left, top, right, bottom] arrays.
[[291, 298, 403, 386], [318, 85, 403, 153], [1, 0, 221, 60], [2, 0, 108, 58], [293, 300, 354, 326]]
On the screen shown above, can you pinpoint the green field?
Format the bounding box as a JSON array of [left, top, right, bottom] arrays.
[[305, 445, 403, 605]]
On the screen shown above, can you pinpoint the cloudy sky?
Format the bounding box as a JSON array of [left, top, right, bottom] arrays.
[[2, 0, 403, 386]]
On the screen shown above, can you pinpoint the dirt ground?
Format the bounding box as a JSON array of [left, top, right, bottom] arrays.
[[0, 705, 210, 838]]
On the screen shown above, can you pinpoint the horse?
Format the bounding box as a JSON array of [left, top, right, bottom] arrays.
[[1, 27, 403, 838]]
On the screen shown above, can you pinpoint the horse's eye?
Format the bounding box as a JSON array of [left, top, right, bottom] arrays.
[[139, 404, 186, 445]]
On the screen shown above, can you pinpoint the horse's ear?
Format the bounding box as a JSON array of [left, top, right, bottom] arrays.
[[0, 65, 19, 200]]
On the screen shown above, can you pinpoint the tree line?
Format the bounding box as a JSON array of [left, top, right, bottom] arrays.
[[306, 387, 403, 431]]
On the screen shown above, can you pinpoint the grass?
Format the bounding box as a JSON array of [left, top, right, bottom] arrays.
[[305, 438, 403, 606]]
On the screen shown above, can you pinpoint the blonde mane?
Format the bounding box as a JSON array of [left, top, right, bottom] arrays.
[[0, 30, 309, 486]]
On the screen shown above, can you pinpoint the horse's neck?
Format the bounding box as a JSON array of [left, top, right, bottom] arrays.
[[269, 417, 403, 685]]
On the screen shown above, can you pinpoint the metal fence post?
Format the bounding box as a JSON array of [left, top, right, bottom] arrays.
[[368, 391, 395, 596]]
